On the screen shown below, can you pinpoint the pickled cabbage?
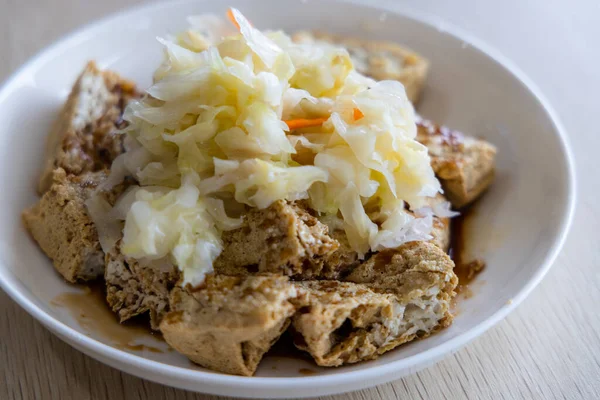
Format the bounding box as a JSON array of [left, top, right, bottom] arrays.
[[101, 8, 448, 286]]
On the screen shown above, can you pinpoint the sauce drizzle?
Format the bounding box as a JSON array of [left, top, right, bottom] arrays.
[[298, 368, 317, 376], [449, 206, 485, 297], [51, 283, 165, 353]]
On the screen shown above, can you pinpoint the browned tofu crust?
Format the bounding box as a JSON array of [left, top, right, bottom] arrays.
[[160, 275, 301, 376], [105, 243, 180, 330], [318, 229, 361, 280], [22, 169, 106, 282], [213, 198, 451, 281], [432, 214, 451, 252], [103, 192, 450, 338], [158, 242, 456, 374], [291, 280, 401, 366], [38, 61, 138, 193], [417, 118, 497, 208], [105, 199, 338, 330], [417, 193, 451, 252], [291, 242, 457, 367], [345, 242, 457, 298], [214, 200, 340, 278]]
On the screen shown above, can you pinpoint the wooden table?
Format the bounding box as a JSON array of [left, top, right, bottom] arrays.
[[2, 0, 599, 399]]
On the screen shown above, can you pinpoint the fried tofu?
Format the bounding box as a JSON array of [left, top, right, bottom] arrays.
[[293, 31, 429, 103], [212, 197, 450, 281], [305, 201, 452, 280], [291, 242, 457, 367], [321, 211, 450, 281], [105, 243, 179, 329], [105, 199, 338, 328], [319, 229, 361, 280], [160, 275, 302, 376], [24, 62, 137, 280], [345, 242, 457, 296], [291, 280, 400, 366], [417, 118, 497, 208], [214, 200, 339, 278], [431, 214, 451, 252], [38, 61, 138, 193], [22, 169, 107, 282], [418, 194, 452, 252]]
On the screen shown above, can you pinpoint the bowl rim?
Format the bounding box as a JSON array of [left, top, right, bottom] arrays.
[[0, 0, 577, 394]]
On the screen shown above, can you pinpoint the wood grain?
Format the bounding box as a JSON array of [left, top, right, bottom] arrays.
[[2, 0, 599, 399]]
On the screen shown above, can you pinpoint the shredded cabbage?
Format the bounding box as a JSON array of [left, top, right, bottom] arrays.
[[85, 194, 122, 253], [121, 174, 240, 286], [198, 158, 328, 208], [101, 8, 449, 286]]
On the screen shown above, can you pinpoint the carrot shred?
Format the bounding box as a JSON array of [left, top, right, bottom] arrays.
[[227, 9, 241, 30], [284, 117, 328, 130], [353, 108, 364, 121]]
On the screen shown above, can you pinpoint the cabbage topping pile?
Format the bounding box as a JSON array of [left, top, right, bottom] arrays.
[[95, 9, 449, 286]]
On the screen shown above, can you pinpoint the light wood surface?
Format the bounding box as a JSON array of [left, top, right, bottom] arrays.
[[2, 0, 599, 399]]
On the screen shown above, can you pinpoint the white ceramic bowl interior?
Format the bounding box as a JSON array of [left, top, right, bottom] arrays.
[[0, 0, 574, 398]]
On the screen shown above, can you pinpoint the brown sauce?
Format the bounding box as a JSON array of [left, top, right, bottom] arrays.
[[265, 331, 313, 362], [449, 206, 485, 297], [298, 368, 317, 376], [51, 282, 165, 353]]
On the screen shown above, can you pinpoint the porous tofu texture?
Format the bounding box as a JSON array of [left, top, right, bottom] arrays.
[[318, 229, 361, 280], [214, 199, 450, 280], [22, 169, 107, 282], [105, 199, 339, 331], [417, 194, 451, 252], [417, 118, 497, 208], [105, 243, 179, 330], [291, 242, 457, 367], [38, 61, 138, 193], [106, 200, 454, 374], [157, 243, 456, 375], [160, 275, 301, 376], [214, 200, 340, 278]]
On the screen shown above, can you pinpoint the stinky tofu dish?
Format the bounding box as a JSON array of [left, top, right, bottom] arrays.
[[23, 8, 495, 376]]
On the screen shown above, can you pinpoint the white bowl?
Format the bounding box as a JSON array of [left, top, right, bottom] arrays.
[[0, 0, 575, 398]]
